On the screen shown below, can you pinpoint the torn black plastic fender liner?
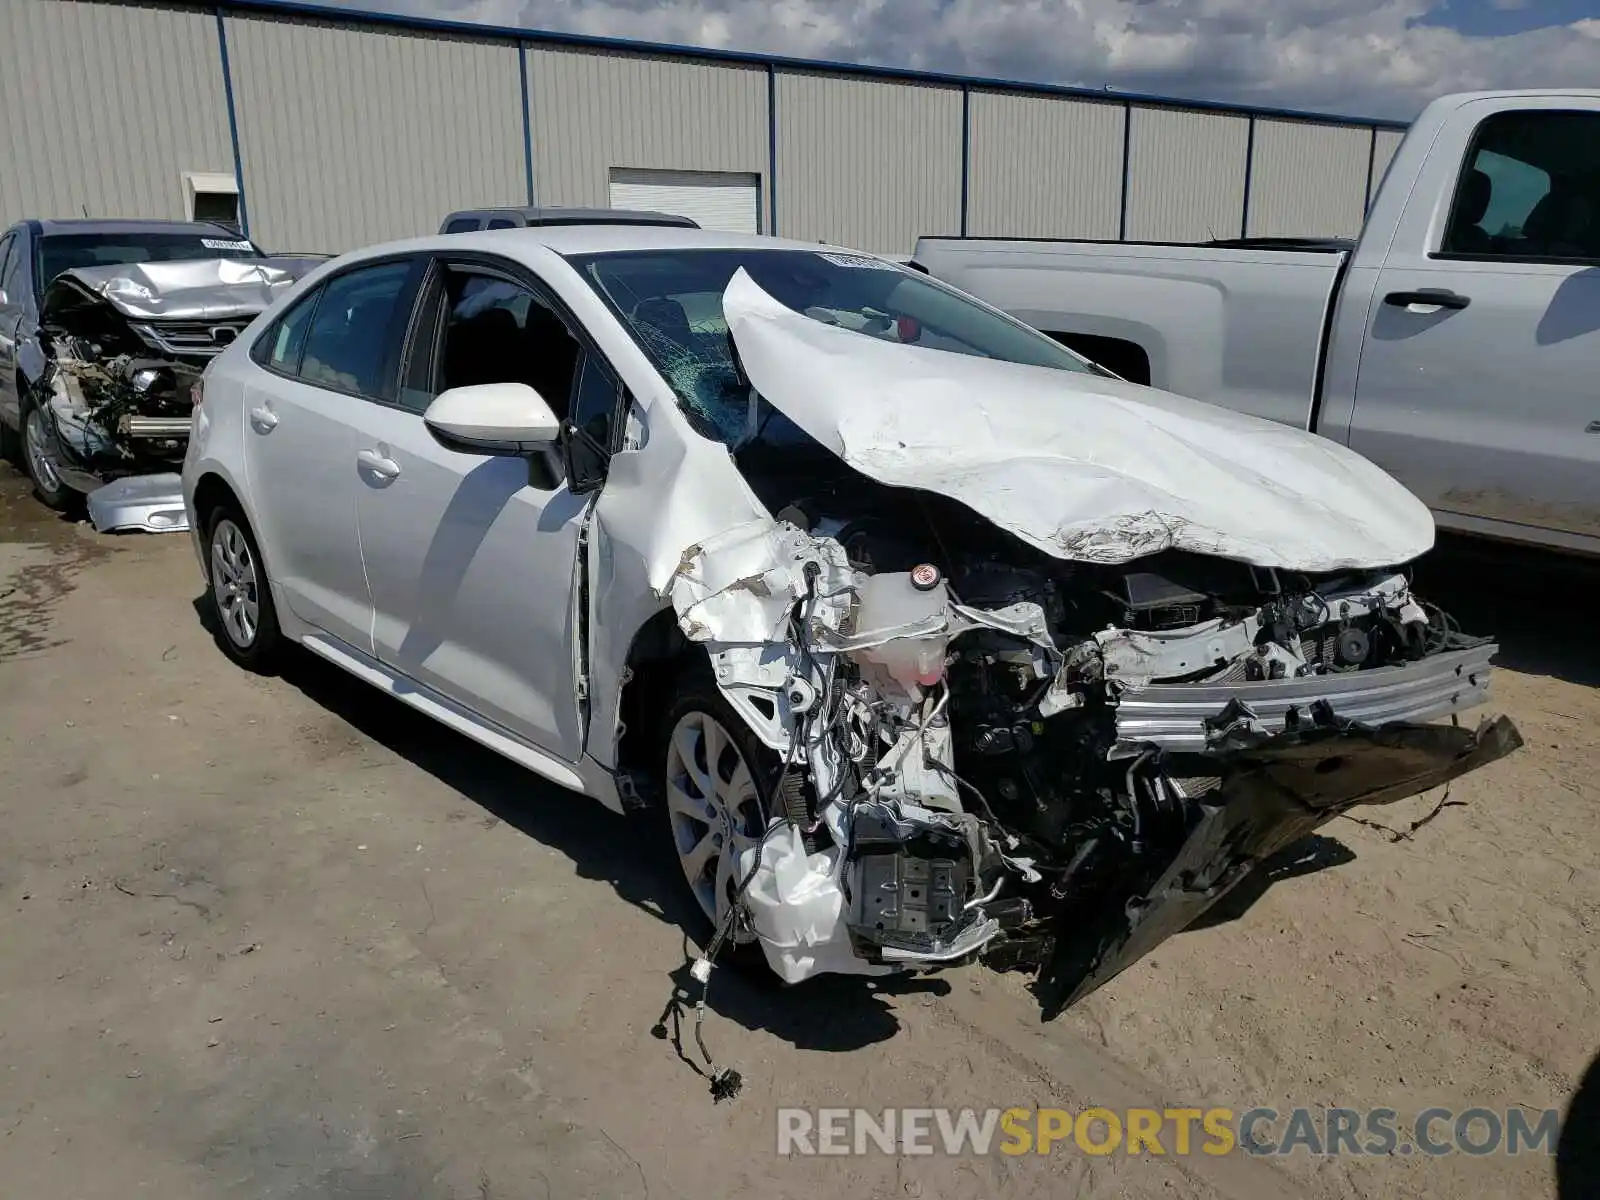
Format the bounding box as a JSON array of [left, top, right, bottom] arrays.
[[1034, 714, 1524, 1019]]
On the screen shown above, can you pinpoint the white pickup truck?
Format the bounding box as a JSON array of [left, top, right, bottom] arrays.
[[913, 89, 1600, 556]]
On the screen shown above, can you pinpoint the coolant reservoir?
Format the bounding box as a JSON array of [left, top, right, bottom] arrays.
[[850, 565, 952, 696]]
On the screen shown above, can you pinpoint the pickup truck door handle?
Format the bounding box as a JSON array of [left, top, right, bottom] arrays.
[[248, 405, 278, 433], [356, 447, 401, 481], [1383, 288, 1470, 311]]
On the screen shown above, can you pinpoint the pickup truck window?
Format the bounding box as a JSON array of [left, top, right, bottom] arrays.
[[1442, 110, 1600, 263], [572, 247, 1096, 447]]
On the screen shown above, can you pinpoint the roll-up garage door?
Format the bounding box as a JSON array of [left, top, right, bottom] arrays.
[[607, 168, 762, 234]]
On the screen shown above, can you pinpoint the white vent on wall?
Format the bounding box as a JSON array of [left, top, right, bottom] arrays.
[[608, 168, 761, 235], [184, 171, 240, 227]]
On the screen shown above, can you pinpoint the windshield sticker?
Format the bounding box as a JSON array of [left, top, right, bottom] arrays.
[[818, 252, 892, 271], [202, 238, 253, 251]]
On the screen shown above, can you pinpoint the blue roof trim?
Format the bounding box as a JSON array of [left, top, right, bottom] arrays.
[[213, 0, 1412, 131]]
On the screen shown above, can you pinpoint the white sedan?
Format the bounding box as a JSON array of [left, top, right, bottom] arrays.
[[183, 225, 1518, 1014]]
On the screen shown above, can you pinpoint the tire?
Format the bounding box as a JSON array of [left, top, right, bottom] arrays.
[[655, 675, 782, 969], [21, 398, 79, 512], [204, 501, 282, 673]]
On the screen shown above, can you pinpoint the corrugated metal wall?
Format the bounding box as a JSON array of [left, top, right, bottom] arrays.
[[1124, 106, 1251, 242], [967, 92, 1124, 240], [775, 72, 963, 255], [224, 12, 525, 252], [1247, 119, 1373, 238], [528, 47, 768, 217], [4, 0, 1410, 256], [0, 0, 235, 228], [1371, 128, 1406, 205]]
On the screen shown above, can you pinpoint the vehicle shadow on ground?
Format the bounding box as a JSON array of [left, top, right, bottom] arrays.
[[193, 596, 938, 1053], [1559, 1049, 1600, 1198], [1184, 835, 1357, 931], [1411, 534, 1600, 688]]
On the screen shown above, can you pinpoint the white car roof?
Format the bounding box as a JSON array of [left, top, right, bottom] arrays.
[[332, 224, 880, 268]]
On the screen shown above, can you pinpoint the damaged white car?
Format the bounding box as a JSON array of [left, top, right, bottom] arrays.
[[183, 228, 1520, 1016]]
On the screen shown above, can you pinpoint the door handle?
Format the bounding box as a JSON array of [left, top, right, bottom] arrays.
[[1383, 289, 1470, 311], [1586, 421, 1600, 434], [248, 405, 278, 432], [357, 447, 401, 481]]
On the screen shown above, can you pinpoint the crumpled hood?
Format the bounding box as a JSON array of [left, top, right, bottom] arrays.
[[43, 258, 302, 322], [722, 269, 1435, 572]]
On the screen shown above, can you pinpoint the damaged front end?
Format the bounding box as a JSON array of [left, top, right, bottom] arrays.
[[667, 516, 1520, 1014], [643, 267, 1522, 1015], [36, 259, 301, 530]]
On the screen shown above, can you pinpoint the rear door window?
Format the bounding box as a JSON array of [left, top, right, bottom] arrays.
[[298, 260, 415, 399]]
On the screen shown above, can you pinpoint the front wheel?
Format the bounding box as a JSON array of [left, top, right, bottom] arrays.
[[659, 682, 778, 960], [23, 401, 78, 512], [206, 503, 282, 673]]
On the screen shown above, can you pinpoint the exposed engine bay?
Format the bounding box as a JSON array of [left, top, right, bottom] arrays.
[[34, 259, 305, 500], [666, 465, 1520, 1014]]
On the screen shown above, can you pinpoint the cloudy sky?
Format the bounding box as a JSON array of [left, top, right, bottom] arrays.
[[321, 0, 1600, 120]]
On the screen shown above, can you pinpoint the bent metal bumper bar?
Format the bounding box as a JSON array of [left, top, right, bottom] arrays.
[[118, 415, 193, 439], [1113, 643, 1498, 750]]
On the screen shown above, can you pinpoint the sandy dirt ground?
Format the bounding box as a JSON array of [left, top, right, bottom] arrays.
[[0, 459, 1595, 1200]]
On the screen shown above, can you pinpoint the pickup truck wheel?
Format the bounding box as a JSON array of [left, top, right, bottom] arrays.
[[205, 503, 282, 673], [658, 681, 778, 969], [22, 401, 78, 512]]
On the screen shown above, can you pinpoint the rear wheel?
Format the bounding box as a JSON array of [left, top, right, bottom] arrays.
[[205, 503, 282, 673], [22, 400, 78, 512]]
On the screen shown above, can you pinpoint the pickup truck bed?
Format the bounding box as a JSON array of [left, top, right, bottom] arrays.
[[913, 236, 1350, 431]]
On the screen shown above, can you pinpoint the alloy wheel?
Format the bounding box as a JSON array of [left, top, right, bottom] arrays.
[[24, 407, 63, 495], [664, 709, 767, 940], [210, 518, 261, 649]]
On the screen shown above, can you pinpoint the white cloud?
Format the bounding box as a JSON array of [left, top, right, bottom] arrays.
[[339, 0, 1600, 119]]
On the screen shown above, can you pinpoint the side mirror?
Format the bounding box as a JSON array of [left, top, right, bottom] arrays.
[[423, 382, 561, 455]]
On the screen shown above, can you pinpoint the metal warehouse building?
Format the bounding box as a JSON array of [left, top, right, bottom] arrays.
[[0, 0, 1409, 256]]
